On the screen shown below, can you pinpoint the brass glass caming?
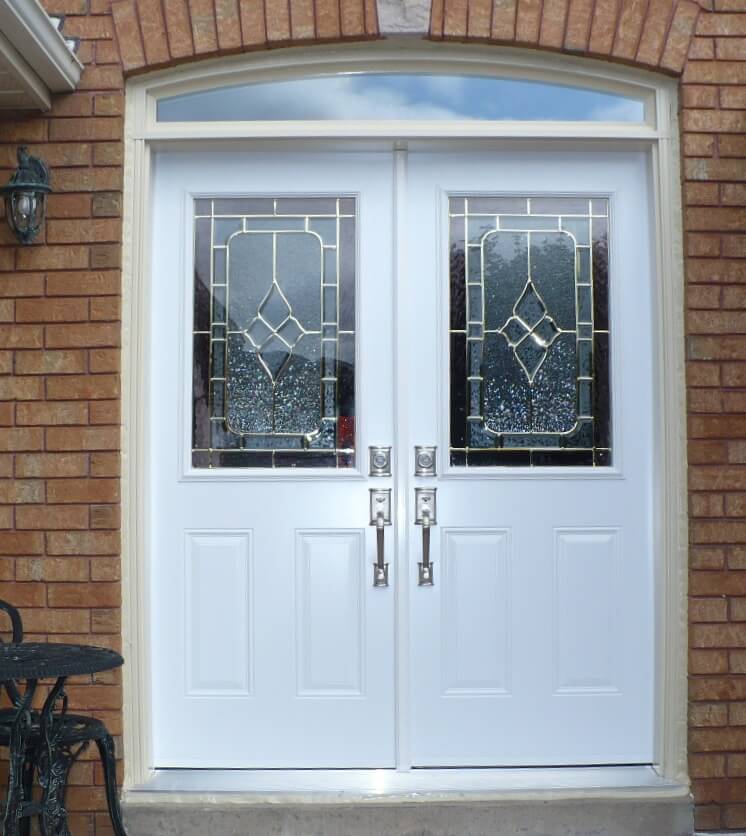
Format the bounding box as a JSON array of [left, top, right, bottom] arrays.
[[449, 196, 611, 467], [191, 197, 356, 468]]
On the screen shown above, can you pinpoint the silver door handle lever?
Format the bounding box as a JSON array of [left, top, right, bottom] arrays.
[[415, 488, 437, 587], [370, 489, 391, 587]]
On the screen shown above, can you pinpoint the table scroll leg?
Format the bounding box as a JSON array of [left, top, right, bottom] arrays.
[[37, 677, 87, 836], [96, 735, 127, 836], [3, 679, 37, 836]]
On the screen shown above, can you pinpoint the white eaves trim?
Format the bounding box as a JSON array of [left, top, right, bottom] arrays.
[[0, 0, 82, 109]]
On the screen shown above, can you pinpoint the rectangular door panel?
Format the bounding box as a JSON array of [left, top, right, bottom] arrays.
[[185, 530, 253, 695], [441, 529, 510, 695], [553, 528, 621, 694], [295, 530, 365, 696]]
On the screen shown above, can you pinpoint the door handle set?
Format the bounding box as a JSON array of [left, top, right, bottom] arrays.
[[368, 446, 438, 588]]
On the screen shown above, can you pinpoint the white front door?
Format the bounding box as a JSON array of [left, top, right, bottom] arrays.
[[404, 152, 654, 766], [150, 152, 397, 767], [149, 148, 655, 770]]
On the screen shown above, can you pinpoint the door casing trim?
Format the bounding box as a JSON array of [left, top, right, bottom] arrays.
[[121, 40, 687, 793]]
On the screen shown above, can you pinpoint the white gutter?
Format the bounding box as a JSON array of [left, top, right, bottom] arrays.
[[0, 0, 82, 95]]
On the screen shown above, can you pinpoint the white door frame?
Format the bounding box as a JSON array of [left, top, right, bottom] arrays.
[[120, 40, 688, 798]]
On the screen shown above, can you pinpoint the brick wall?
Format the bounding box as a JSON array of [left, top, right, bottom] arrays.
[[0, 0, 743, 831]]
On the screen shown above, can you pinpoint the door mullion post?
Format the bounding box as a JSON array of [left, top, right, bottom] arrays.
[[393, 146, 411, 771]]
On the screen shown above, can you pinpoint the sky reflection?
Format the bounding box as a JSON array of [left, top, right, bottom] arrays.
[[158, 73, 645, 123]]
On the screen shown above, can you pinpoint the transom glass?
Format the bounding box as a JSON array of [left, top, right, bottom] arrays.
[[449, 196, 611, 467], [157, 74, 646, 123], [191, 197, 356, 468]]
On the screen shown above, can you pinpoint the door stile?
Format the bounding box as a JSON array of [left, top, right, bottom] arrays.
[[393, 148, 411, 771]]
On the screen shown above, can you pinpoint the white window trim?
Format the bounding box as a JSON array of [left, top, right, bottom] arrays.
[[120, 40, 688, 800]]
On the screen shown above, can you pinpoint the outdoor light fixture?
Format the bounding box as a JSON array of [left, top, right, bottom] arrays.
[[1, 147, 51, 245]]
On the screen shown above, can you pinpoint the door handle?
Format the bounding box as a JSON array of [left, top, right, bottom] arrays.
[[369, 489, 391, 587], [415, 488, 437, 586]]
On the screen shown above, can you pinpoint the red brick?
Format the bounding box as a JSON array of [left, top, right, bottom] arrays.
[[189, 0, 219, 52], [137, 0, 170, 64], [315, 0, 341, 37], [19, 608, 90, 634], [90, 505, 120, 529], [691, 753, 727, 778], [15, 453, 88, 478], [90, 453, 119, 478], [661, 0, 701, 72], [16, 505, 89, 530], [491, 0, 517, 40], [0, 480, 44, 504], [0, 378, 44, 401], [690, 597, 729, 621], [691, 649, 730, 673], [15, 350, 86, 375], [0, 533, 43, 556], [539, 0, 569, 47], [48, 218, 120, 245], [637, 0, 674, 64], [46, 323, 120, 349], [516, 0, 542, 42], [0, 429, 43, 452], [111, 0, 146, 71], [265, 0, 292, 40], [16, 557, 89, 582], [46, 427, 120, 452], [89, 349, 120, 374], [0, 326, 43, 349], [47, 531, 120, 556], [90, 557, 121, 581], [16, 246, 88, 272], [589, 0, 620, 54], [565, 0, 593, 50], [16, 298, 88, 323], [16, 402, 88, 426], [690, 702, 729, 726], [612, 0, 646, 60], [238, 0, 266, 44], [48, 582, 120, 607], [698, 11, 746, 35], [684, 60, 746, 83], [46, 271, 119, 297], [289, 0, 315, 40], [47, 375, 120, 401], [692, 624, 746, 647], [46, 479, 119, 504], [47, 194, 93, 219]]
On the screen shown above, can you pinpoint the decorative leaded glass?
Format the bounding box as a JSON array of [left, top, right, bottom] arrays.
[[192, 197, 356, 468], [449, 197, 611, 467]]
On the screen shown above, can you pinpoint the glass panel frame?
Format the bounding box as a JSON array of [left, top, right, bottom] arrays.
[[448, 195, 612, 469], [191, 196, 357, 470]]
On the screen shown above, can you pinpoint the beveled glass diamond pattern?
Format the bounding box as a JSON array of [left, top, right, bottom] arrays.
[[501, 280, 560, 382], [244, 282, 307, 381], [514, 282, 545, 328]]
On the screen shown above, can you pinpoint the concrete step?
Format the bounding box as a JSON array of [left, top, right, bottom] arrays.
[[122, 797, 693, 836]]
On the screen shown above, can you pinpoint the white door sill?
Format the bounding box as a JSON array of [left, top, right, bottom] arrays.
[[125, 766, 689, 805]]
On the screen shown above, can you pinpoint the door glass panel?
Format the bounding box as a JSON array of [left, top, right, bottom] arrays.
[[449, 196, 611, 467], [192, 197, 356, 469], [157, 74, 646, 123]]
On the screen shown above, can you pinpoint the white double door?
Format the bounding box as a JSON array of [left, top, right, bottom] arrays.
[[150, 148, 655, 769]]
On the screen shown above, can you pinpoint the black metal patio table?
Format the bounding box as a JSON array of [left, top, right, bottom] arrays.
[[0, 642, 125, 836]]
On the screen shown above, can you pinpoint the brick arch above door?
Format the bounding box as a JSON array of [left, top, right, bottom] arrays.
[[111, 0, 707, 77]]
